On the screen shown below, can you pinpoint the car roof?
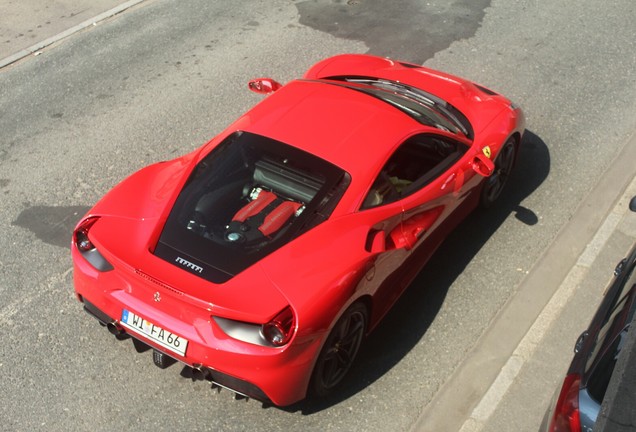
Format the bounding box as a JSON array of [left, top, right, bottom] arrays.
[[239, 79, 431, 195]]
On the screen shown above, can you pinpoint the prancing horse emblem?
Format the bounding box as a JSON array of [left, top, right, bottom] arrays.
[[153, 292, 161, 302]]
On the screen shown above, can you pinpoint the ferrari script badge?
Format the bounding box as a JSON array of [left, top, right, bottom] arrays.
[[153, 292, 161, 302], [175, 256, 204, 274], [482, 146, 492, 159]]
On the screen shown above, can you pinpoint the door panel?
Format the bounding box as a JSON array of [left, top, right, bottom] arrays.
[[357, 133, 480, 326]]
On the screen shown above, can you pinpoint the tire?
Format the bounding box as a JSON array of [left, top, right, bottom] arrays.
[[480, 137, 517, 208], [309, 302, 368, 398]]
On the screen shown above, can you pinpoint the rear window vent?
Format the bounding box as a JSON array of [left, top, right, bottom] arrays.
[[399, 62, 421, 69], [475, 84, 498, 96], [135, 269, 184, 295]]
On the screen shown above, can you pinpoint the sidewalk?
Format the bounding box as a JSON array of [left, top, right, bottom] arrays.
[[0, 0, 144, 67], [464, 174, 636, 432]]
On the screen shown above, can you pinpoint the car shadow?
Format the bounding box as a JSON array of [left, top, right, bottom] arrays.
[[282, 130, 550, 414], [12, 205, 91, 248]]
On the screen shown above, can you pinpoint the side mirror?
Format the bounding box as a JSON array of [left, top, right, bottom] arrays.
[[630, 196, 636, 212], [471, 152, 494, 177], [248, 78, 282, 94]]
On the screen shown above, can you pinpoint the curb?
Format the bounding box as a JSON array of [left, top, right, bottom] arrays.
[[0, 0, 147, 69]]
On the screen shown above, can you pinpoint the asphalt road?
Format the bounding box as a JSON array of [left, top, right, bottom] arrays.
[[0, 0, 128, 59], [1, 0, 635, 431]]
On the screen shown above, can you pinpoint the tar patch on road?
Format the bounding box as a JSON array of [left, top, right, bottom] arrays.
[[296, 0, 490, 64], [13, 205, 90, 248]]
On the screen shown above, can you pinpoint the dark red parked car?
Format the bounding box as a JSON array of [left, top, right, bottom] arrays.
[[541, 196, 636, 431]]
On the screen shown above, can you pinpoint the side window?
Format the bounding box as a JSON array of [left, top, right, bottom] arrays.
[[587, 329, 627, 403], [361, 134, 467, 209], [585, 256, 636, 385]]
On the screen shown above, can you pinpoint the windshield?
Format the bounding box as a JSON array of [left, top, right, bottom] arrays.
[[154, 131, 349, 283]]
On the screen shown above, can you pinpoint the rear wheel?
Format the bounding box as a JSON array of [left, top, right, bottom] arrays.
[[480, 137, 517, 208], [309, 302, 368, 398]]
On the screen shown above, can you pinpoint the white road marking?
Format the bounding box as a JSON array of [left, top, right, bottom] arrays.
[[0, 0, 148, 69]]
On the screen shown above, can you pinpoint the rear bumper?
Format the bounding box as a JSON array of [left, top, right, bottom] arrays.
[[72, 247, 322, 406], [81, 299, 271, 402]]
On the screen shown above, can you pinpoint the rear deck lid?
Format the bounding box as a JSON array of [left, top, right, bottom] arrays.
[[154, 131, 349, 283]]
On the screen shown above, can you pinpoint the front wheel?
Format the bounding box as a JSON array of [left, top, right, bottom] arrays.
[[309, 302, 368, 398], [480, 138, 517, 208]]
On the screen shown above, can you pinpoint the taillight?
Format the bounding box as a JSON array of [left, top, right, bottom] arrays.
[[261, 307, 295, 346], [549, 373, 581, 432], [73, 216, 114, 272], [74, 217, 99, 252]]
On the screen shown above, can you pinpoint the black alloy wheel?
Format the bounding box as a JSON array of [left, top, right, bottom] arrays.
[[480, 137, 517, 208], [309, 302, 368, 397]]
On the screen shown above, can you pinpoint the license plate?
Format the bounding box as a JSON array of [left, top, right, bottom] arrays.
[[120, 309, 188, 356]]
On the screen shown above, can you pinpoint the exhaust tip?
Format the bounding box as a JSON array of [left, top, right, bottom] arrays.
[[107, 322, 125, 336], [191, 364, 211, 381]]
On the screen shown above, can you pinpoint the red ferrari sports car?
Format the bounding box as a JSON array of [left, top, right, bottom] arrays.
[[72, 54, 525, 406]]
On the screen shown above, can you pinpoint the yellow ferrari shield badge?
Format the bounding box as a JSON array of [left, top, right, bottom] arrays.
[[482, 146, 492, 159]]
